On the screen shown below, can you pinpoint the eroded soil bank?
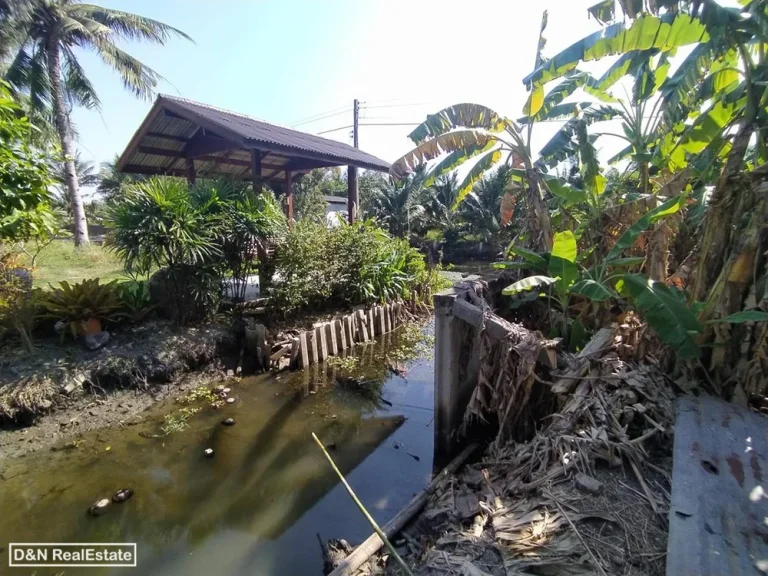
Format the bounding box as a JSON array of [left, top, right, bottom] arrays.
[[0, 319, 235, 459]]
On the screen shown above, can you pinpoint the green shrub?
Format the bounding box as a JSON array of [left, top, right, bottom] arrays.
[[271, 219, 434, 316], [0, 251, 39, 351], [106, 177, 285, 324]]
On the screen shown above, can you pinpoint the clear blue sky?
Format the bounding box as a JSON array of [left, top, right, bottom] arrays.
[[71, 0, 602, 172]]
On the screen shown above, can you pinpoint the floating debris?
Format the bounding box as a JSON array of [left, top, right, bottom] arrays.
[[225, 397, 236, 405], [204, 448, 214, 458], [88, 498, 110, 516], [112, 489, 133, 503], [221, 418, 235, 426]]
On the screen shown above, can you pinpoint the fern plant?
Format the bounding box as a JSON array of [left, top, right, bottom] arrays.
[[42, 278, 124, 337]]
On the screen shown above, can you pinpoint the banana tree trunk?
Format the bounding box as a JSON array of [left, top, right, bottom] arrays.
[[527, 170, 553, 252], [691, 117, 754, 303], [46, 37, 89, 247]]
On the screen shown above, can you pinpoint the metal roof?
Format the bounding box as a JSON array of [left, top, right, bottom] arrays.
[[116, 95, 390, 183]]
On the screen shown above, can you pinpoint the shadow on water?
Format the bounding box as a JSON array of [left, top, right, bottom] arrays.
[[0, 318, 436, 576]]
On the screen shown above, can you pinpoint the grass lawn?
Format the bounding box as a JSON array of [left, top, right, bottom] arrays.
[[24, 240, 129, 288]]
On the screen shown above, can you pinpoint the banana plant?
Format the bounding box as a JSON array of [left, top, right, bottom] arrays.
[[497, 191, 702, 358], [390, 11, 621, 252]]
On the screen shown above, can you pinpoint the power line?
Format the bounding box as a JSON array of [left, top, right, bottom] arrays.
[[361, 102, 432, 110], [317, 124, 352, 135], [288, 105, 352, 128], [316, 122, 421, 136]]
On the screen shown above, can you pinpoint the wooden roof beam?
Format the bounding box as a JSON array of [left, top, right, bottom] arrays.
[[183, 129, 234, 159]]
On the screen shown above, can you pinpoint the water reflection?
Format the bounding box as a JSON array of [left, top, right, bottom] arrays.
[[0, 320, 435, 576]]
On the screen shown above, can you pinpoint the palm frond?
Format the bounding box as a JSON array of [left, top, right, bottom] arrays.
[[62, 46, 99, 109], [74, 5, 193, 43], [90, 36, 161, 99]]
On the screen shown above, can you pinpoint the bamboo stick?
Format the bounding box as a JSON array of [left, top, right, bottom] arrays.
[[312, 433, 414, 576], [327, 443, 480, 576]]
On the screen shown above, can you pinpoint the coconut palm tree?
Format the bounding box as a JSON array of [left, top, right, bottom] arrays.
[[2, 0, 191, 247], [50, 150, 98, 216], [96, 154, 143, 203]]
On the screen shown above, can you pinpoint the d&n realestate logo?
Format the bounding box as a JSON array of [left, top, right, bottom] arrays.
[[9, 543, 136, 567]]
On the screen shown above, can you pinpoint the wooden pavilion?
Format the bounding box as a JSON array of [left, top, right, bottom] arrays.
[[116, 95, 390, 222]]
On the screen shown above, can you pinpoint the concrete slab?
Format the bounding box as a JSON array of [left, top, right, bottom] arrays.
[[667, 396, 768, 575]]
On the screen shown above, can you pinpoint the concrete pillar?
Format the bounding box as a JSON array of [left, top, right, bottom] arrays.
[[308, 329, 319, 365], [315, 324, 328, 361], [368, 308, 376, 337], [378, 306, 386, 335], [345, 315, 355, 346], [434, 288, 465, 460], [356, 310, 369, 342], [326, 322, 338, 356], [299, 331, 309, 368], [336, 319, 347, 351]]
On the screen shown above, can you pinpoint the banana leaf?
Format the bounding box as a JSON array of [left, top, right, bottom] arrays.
[[407, 103, 506, 145], [524, 14, 709, 88], [570, 278, 613, 301], [604, 192, 687, 263], [423, 140, 497, 187], [619, 273, 701, 358], [502, 275, 558, 295], [452, 150, 504, 209], [390, 130, 495, 179]]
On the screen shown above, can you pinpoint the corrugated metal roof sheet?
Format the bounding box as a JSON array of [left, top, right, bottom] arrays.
[[667, 396, 768, 575], [117, 95, 390, 178]]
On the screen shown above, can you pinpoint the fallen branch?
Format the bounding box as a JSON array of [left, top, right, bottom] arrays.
[[313, 432, 415, 576], [328, 443, 480, 576]]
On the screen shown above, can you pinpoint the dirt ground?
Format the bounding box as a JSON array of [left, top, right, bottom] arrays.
[[0, 319, 234, 460]]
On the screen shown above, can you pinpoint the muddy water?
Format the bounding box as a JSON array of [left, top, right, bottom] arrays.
[[0, 321, 436, 575]]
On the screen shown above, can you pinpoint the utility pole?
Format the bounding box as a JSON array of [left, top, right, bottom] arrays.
[[347, 98, 359, 224]]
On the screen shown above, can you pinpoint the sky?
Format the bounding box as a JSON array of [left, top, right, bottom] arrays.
[[71, 0, 606, 179]]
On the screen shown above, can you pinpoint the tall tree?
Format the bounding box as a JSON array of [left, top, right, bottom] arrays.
[[96, 154, 143, 202], [51, 150, 97, 215], [2, 0, 190, 246], [365, 167, 428, 238]]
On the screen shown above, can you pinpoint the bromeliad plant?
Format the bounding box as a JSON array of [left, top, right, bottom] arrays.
[[43, 278, 124, 338], [115, 280, 156, 324]]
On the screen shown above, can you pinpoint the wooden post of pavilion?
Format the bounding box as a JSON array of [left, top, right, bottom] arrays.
[[185, 158, 196, 185], [347, 167, 358, 224], [250, 149, 263, 192], [250, 149, 270, 292], [285, 170, 294, 226]]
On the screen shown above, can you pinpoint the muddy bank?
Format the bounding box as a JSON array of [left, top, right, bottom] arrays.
[[0, 319, 234, 459]]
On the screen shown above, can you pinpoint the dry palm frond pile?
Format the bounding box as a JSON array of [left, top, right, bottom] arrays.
[[403, 319, 675, 576]]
